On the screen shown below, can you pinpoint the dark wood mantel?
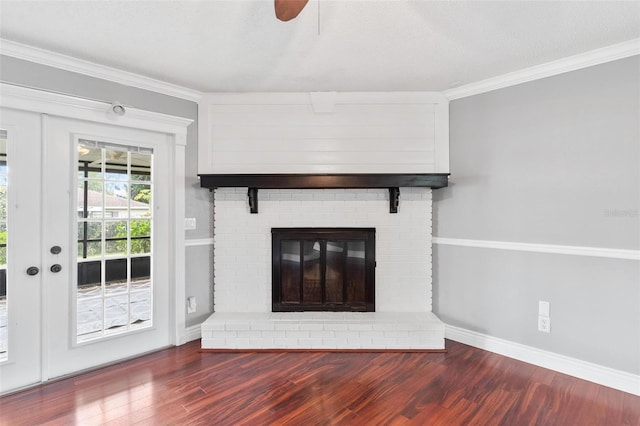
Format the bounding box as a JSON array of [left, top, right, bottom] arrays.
[[199, 173, 449, 213], [199, 173, 449, 190]]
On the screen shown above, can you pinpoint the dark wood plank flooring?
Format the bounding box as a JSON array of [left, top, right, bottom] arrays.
[[0, 339, 638, 425]]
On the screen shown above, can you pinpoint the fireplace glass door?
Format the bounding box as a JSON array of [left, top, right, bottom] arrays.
[[272, 228, 375, 312]]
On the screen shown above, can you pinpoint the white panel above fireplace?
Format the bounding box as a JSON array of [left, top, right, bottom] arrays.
[[198, 92, 449, 175]]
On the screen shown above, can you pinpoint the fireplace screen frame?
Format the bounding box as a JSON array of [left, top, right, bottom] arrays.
[[272, 228, 375, 312]]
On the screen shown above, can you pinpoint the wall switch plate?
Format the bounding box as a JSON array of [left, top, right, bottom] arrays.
[[185, 218, 197, 230], [539, 300, 550, 317], [187, 296, 196, 313], [538, 315, 551, 333]]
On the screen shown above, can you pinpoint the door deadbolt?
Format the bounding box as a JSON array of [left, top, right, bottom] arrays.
[[26, 266, 40, 276], [50, 246, 62, 255], [50, 264, 62, 273]]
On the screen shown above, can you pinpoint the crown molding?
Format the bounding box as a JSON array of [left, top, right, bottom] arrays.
[[444, 38, 640, 100], [0, 38, 202, 102], [2, 38, 637, 103]]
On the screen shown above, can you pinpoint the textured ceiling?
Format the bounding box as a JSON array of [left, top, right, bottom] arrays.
[[0, 1, 638, 93]]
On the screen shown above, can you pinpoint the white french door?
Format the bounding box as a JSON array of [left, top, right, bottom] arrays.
[[44, 116, 171, 378], [0, 109, 173, 392], [0, 109, 43, 392]]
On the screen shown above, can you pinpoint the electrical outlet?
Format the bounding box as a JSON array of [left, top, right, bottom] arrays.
[[187, 296, 197, 313], [538, 316, 551, 333]]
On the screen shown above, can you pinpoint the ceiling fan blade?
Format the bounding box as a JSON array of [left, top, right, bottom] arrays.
[[274, 0, 309, 21]]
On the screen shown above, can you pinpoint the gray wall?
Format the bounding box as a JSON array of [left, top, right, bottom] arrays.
[[0, 55, 214, 327], [434, 56, 640, 374]]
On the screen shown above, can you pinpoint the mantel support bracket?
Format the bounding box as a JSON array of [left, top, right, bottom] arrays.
[[389, 187, 400, 213], [248, 187, 258, 214]]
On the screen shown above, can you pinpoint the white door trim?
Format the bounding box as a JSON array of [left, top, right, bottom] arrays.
[[0, 82, 193, 346]]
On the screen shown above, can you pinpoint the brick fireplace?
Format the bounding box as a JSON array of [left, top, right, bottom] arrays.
[[200, 187, 445, 350], [197, 91, 450, 350]]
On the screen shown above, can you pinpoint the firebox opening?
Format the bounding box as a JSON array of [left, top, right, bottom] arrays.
[[272, 228, 375, 312]]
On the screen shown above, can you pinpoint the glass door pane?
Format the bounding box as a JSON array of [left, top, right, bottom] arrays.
[[280, 240, 301, 303], [302, 241, 322, 304], [76, 141, 153, 342], [346, 241, 366, 305], [325, 241, 345, 304]]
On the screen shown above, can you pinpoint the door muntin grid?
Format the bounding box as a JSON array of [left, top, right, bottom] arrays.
[[76, 140, 153, 342]]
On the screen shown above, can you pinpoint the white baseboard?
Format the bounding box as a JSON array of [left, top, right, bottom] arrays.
[[185, 324, 202, 342], [445, 324, 640, 397]]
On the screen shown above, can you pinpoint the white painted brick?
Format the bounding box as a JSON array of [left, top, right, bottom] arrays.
[[275, 323, 299, 331], [297, 338, 324, 347], [298, 322, 325, 331], [358, 331, 385, 339], [235, 331, 262, 339], [333, 331, 352, 340], [251, 322, 276, 331], [385, 330, 409, 338], [213, 331, 237, 338], [285, 331, 310, 339], [372, 323, 398, 331], [371, 338, 399, 346], [248, 338, 275, 348], [347, 323, 373, 331], [234, 339, 254, 349], [260, 331, 286, 338], [328, 338, 349, 347], [201, 338, 227, 347], [272, 338, 290, 347], [212, 187, 436, 347], [200, 330, 214, 339], [296, 192, 315, 201], [202, 322, 226, 331], [309, 331, 335, 338], [383, 345, 415, 350]]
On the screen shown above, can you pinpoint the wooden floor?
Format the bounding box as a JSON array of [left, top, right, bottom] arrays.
[[1, 340, 638, 425]]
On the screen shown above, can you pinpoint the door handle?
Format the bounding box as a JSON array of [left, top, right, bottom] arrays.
[[26, 266, 40, 276], [50, 264, 62, 273]]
